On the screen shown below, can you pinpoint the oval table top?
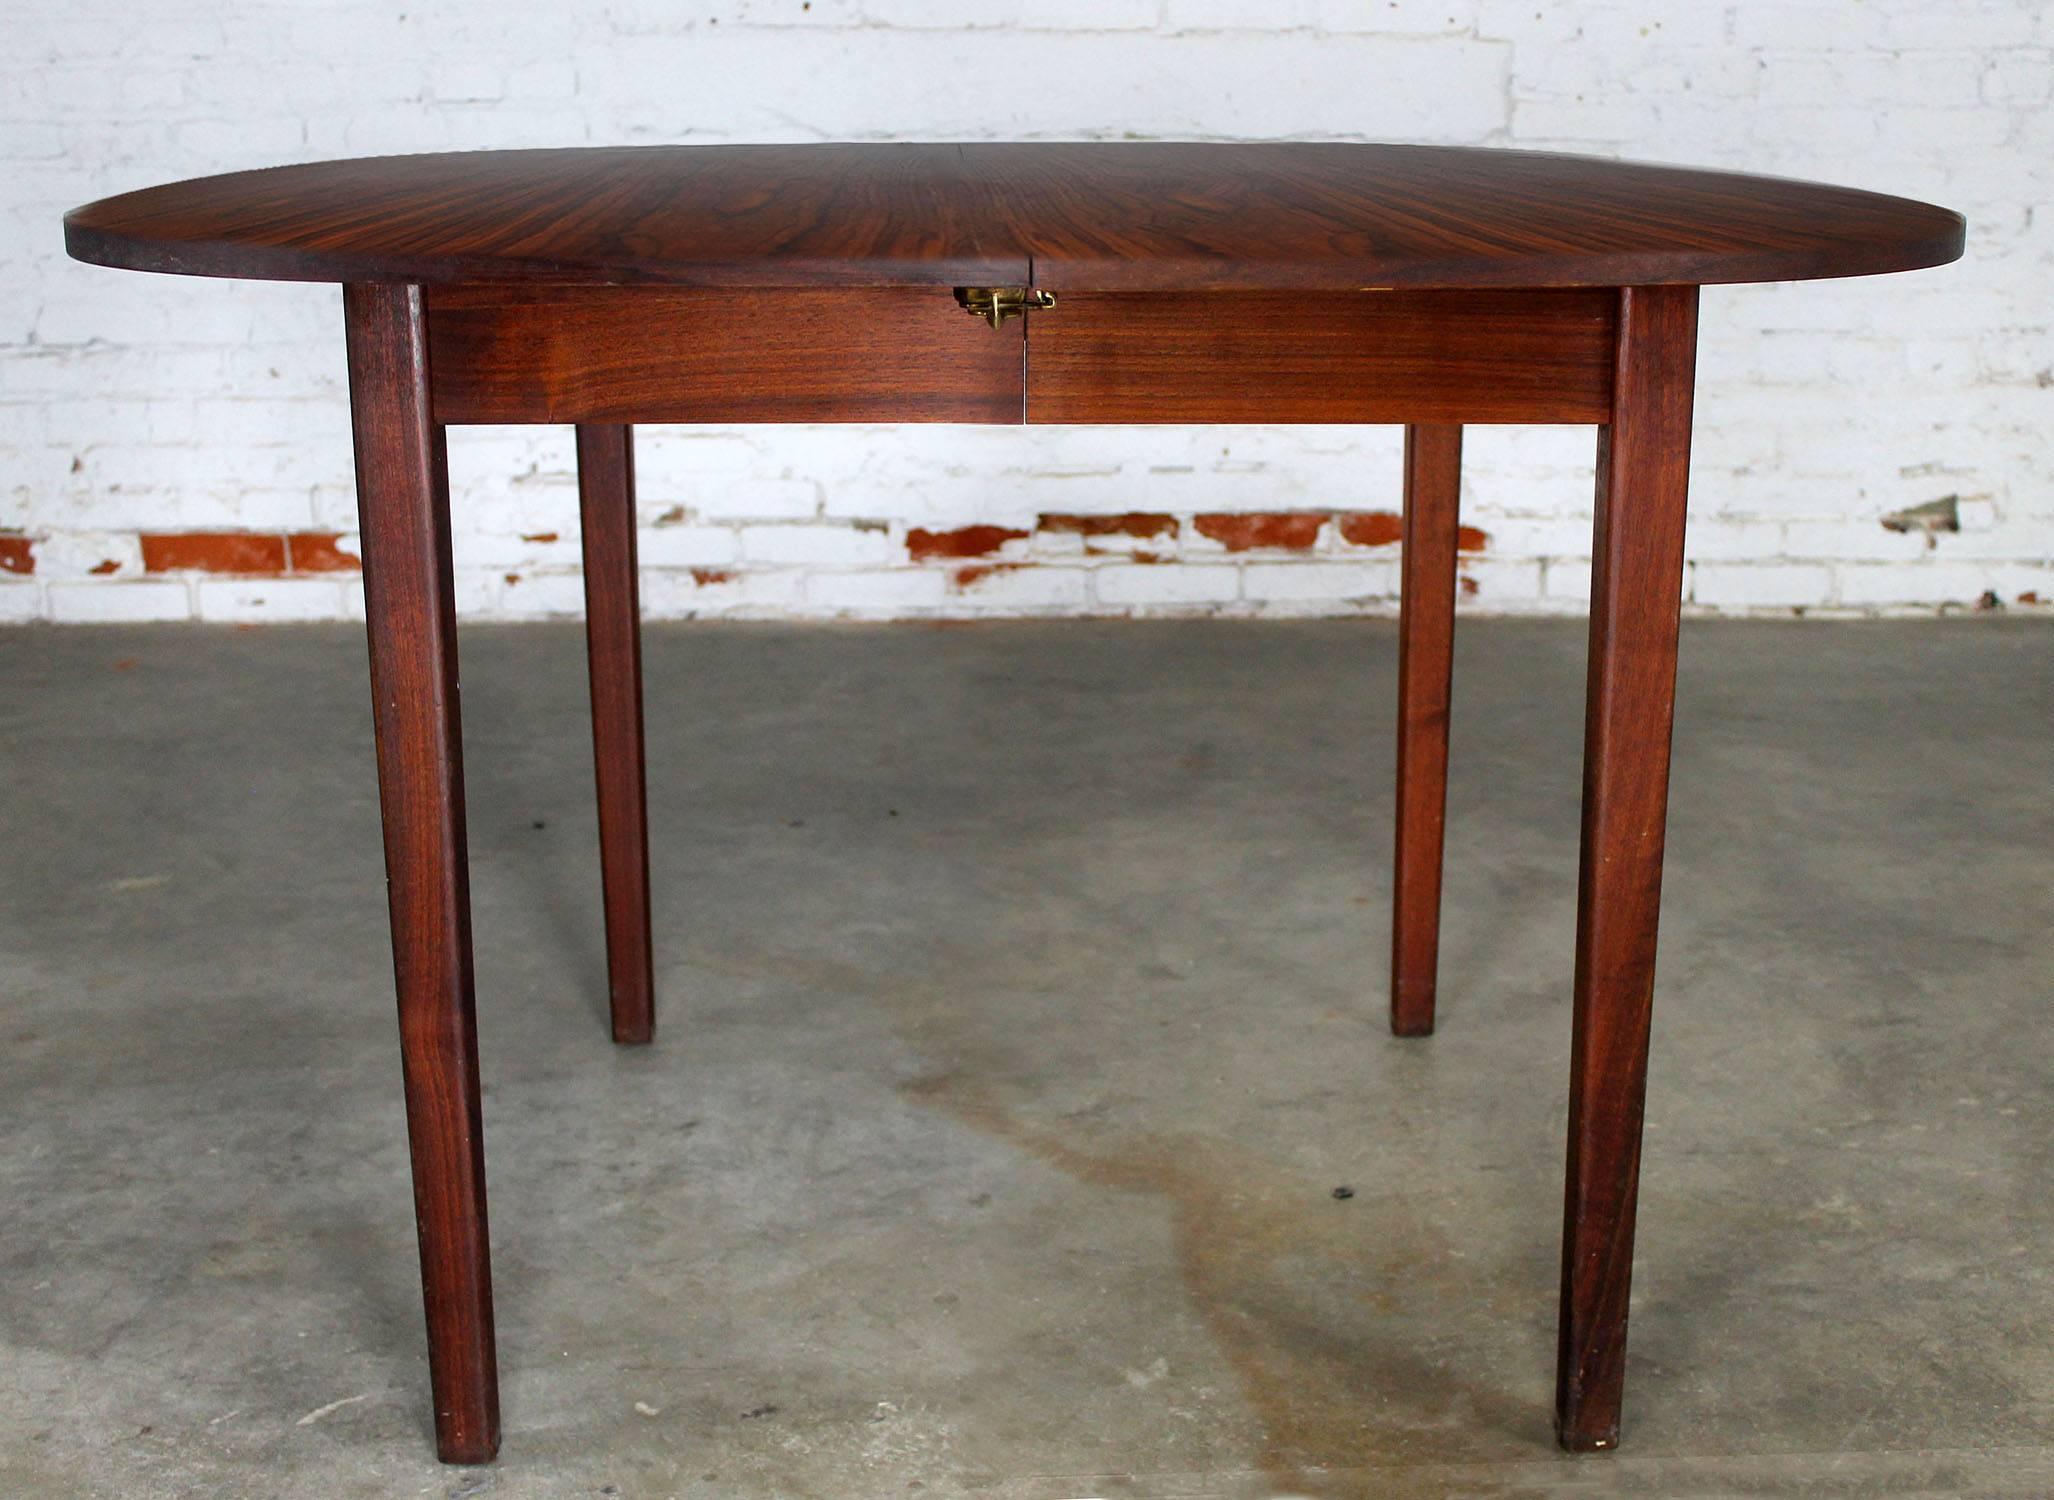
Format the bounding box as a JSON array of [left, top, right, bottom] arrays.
[[65, 142, 1963, 293]]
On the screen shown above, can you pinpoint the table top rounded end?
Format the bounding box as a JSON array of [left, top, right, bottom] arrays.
[[63, 142, 1966, 292]]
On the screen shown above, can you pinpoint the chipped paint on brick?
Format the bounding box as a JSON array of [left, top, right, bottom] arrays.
[[89, 558, 120, 575], [1038, 512, 1179, 540], [951, 563, 1028, 590], [1194, 513, 1326, 552], [521, 530, 560, 543], [1338, 511, 1403, 547], [1339, 512, 1489, 552], [286, 533, 361, 573], [139, 532, 286, 575], [1881, 495, 1959, 547], [653, 505, 687, 526], [690, 567, 735, 586], [0, 534, 34, 575], [907, 524, 1028, 561]]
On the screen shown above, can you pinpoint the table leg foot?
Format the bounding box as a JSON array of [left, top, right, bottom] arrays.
[[1554, 284, 1697, 1453], [1391, 423, 1461, 1037], [346, 282, 501, 1464], [577, 423, 656, 1046]]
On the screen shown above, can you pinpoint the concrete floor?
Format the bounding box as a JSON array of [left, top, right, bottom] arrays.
[[1, 618, 2050, 1499]]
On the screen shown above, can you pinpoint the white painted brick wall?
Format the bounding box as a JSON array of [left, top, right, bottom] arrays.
[[3, 0, 2049, 624]]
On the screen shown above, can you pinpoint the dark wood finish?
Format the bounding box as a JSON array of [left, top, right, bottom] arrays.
[[342, 282, 499, 1465], [1391, 425, 1462, 1038], [61, 144, 1967, 1466], [66, 143, 1963, 291], [428, 286, 1022, 426], [433, 285, 1610, 429], [1555, 284, 1699, 1452], [576, 424, 656, 1045], [1029, 289, 1612, 426]]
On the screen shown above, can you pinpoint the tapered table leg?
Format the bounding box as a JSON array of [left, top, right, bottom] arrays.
[[344, 282, 500, 1465], [1555, 283, 1698, 1451], [1391, 424, 1462, 1037], [576, 424, 656, 1045]]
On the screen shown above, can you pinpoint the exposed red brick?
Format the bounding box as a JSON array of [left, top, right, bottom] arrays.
[[2020, 591, 2044, 605], [0, 535, 35, 575], [1037, 512, 1179, 540], [1338, 511, 1403, 547], [521, 530, 559, 543], [1338, 512, 1488, 552], [952, 563, 1026, 589], [287, 532, 361, 573], [504, 572, 521, 585], [654, 505, 686, 525], [1194, 512, 1325, 552], [906, 524, 1028, 561], [690, 567, 735, 586], [140, 532, 286, 575], [1459, 574, 1480, 596], [89, 558, 121, 575]]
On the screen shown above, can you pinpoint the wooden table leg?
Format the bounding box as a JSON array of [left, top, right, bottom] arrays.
[[576, 424, 656, 1045], [344, 283, 501, 1464], [1391, 424, 1462, 1037], [1555, 283, 1698, 1451]]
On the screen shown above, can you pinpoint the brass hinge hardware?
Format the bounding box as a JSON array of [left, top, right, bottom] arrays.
[[954, 286, 1056, 329]]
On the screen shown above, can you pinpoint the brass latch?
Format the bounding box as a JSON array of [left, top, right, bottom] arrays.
[[954, 286, 1056, 329]]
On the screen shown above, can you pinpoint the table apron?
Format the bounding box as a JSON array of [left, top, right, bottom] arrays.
[[1030, 288, 1615, 425], [424, 285, 1617, 427]]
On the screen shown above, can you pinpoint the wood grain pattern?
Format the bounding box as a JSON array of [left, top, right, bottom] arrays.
[[65, 143, 1964, 291], [1555, 284, 1699, 1453], [1391, 425, 1462, 1038], [67, 143, 1969, 1469], [1027, 290, 1615, 425], [427, 286, 1022, 425], [577, 424, 655, 1047], [343, 282, 499, 1466]]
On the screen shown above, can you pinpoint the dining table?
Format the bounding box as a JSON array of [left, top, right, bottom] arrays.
[[63, 141, 1965, 1463]]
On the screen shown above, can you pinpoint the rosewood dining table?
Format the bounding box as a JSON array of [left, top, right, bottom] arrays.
[[63, 142, 1964, 1464]]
